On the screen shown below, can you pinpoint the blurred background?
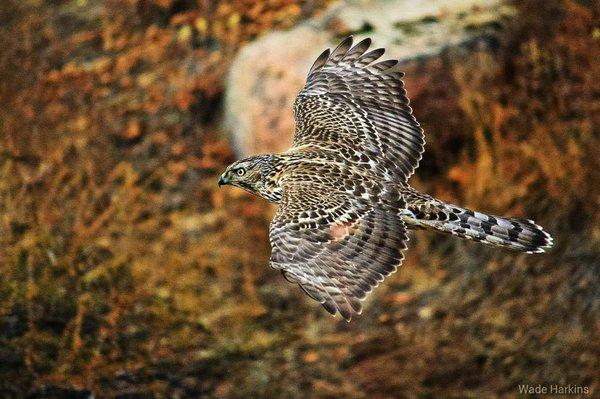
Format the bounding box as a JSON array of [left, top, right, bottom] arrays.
[[0, 0, 598, 397]]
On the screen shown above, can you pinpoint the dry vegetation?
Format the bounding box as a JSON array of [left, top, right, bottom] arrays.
[[0, 0, 598, 397]]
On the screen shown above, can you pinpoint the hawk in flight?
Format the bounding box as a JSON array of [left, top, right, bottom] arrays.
[[219, 36, 553, 321]]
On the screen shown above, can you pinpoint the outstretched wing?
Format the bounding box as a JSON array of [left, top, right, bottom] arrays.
[[269, 181, 408, 321], [292, 36, 425, 182]]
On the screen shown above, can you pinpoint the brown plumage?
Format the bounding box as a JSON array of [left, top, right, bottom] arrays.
[[218, 36, 553, 321]]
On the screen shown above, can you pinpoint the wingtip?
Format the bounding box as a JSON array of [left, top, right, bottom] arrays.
[[340, 34, 354, 44], [330, 36, 354, 60], [341, 310, 353, 322], [359, 37, 371, 47], [308, 48, 331, 75]]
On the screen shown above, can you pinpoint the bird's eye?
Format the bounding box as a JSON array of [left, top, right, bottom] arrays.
[[236, 168, 246, 176]]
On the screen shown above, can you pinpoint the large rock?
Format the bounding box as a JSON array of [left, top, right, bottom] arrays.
[[225, 0, 515, 157]]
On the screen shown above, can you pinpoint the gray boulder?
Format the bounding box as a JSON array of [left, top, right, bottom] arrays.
[[225, 0, 515, 156]]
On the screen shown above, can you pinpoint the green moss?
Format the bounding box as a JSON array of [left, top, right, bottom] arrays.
[[464, 20, 503, 33], [393, 20, 419, 35], [420, 15, 439, 24], [349, 21, 374, 35]]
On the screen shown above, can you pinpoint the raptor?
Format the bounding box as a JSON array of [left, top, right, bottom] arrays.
[[218, 36, 553, 321]]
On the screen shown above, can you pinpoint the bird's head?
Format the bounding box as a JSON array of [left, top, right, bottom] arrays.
[[218, 155, 282, 202]]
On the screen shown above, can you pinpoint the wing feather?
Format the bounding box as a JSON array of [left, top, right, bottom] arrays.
[[293, 36, 425, 182], [308, 48, 330, 76], [269, 181, 408, 321], [342, 38, 372, 63]]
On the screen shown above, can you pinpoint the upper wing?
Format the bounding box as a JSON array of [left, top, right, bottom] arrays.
[[292, 36, 425, 182], [269, 181, 408, 321]]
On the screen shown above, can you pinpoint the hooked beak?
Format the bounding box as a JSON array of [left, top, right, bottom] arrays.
[[218, 174, 229, 187]]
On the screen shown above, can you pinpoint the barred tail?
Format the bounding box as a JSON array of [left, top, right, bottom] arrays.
[[403, 200, 554, 254]]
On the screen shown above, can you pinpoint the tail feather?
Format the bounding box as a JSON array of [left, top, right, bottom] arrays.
[[402, 199, 553, 254]]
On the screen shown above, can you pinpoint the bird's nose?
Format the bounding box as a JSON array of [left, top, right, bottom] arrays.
[[218, 175, 228, 187]]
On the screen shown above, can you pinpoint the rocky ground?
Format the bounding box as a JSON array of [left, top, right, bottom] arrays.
[[226, 0, 517, 156]]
